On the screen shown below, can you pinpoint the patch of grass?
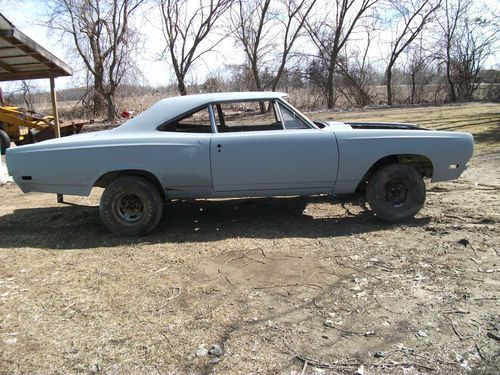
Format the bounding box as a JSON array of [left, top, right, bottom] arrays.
[[307, 102, 500, 153]]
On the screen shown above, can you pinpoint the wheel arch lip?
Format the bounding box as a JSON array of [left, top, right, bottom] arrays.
[[355, 153, 434, 192], [93, 168, 166, 200]]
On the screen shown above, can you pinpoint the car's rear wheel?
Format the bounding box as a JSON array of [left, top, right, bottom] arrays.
[[0, 129, 10, 155], [367, 164, 425, 222], [99, 176, 163, 236]]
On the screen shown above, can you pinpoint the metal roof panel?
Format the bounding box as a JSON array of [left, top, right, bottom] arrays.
[[0, 13, 72, 81]]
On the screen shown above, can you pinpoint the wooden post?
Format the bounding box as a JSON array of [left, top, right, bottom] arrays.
[[50, 77, 63, 203], [49, 77, 61, 138]]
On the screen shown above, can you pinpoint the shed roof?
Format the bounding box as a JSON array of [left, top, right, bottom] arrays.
[[0, 13, 72, 81]]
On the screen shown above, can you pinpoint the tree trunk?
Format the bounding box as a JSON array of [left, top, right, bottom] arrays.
[[326, 60, 336, 109], [250, 63, 266, 113], [410, 71, 416, 104], [177, 75, 187, 96], [340, 69, 371, 107], [106, 94, 116, 120], [271, 61, 286, 92], [386, 65, 393, 106], [445, 50, 457, 102], [93, 80, 106, 116]]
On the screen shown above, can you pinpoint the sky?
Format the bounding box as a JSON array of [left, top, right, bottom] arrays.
[[1, 0, 498, 93], [1, 0, 247, 92], [2, 1, 174, 91]]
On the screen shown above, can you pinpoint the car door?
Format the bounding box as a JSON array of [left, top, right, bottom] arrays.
[[210, 100, 338, 192]]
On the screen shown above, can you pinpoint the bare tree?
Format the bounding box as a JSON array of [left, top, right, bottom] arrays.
[[437, 0, 467, 102], [452, 19, 495, 100], [403, 37, 435, 104], [385, 0, 440, 106], [230, 0, 271, 95], [271, 0, 317, 91], [48, 0, 144, 120], [306, 0, 378, 109], [229, 0, 315, 112], [160, 0, 233, 95], [335, 21, 379, 107], [437, 0, 497, 101], [21, 81, 34, 110]]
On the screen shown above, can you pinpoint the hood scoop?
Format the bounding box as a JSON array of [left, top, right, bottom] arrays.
[[345, 122, 431, 130]]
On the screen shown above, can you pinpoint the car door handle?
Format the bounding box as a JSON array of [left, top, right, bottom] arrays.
[[217, 144, 222, 152]]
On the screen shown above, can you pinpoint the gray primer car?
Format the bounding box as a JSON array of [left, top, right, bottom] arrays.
[[6, 92, 474, 236]]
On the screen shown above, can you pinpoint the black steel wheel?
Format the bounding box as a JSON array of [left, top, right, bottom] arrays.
[[99, 176, 163, 236], [0, 129, 10, 155], [367, 164, 425, 222]]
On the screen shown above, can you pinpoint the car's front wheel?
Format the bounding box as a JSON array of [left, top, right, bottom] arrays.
[[367, 164, 425, 222], [99, 176, 163, 236]]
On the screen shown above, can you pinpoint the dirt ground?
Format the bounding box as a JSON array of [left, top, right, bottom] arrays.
[[0, 103, 499, 374]]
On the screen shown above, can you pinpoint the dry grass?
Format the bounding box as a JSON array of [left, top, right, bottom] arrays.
[[307, 102, 500, 153], [0, 103, 499, 374]]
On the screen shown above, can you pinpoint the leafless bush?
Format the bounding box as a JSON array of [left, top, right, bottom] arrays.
[[435, 0, 498, 102], [305, 0, 379, 109]]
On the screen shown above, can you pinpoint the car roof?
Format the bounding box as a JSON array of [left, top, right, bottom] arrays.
[[116, 91, 288, 133]]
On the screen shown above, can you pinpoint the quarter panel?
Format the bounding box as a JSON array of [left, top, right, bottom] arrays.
[[332, 128, 474, 193], [7, 132, 212, 197]]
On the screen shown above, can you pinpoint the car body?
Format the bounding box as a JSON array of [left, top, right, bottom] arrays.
[[6, 92, 474, 236]]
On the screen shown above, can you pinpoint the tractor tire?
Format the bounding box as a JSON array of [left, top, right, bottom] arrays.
[[28, 129, 37, 144], [0, 129, 10, 155]]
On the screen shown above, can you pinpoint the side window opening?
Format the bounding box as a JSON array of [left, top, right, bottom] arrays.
[[278, 102, 310, 130], [160, 106, 212, 133], [213, 100, 284, 133]]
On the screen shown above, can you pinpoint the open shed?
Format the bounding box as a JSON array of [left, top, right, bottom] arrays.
[[0, 12, 72, 138]]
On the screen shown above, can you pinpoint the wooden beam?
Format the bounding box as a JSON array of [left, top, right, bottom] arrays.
[[0, 30, 14, 38], [0, 70, 62, 81], [0, 59, 15, 73], [0, 14, 73, 84], [10, 29, 72, 75], [49, 77, 61, 138], [8, 62, 42, 66], [2, 53, 48, 59], [6, 42, 50, 65]]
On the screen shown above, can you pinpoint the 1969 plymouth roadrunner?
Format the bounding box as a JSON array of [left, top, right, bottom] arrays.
[[6, 92, 474, 236]]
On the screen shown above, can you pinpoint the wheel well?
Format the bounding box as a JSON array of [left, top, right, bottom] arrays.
[[94, 170, 166, 200], [356, 154, 433, 192]]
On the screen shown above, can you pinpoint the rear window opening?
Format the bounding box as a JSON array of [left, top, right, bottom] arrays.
[[159, 106, 212, 133]]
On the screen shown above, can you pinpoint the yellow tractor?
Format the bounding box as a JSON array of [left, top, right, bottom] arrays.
[[0, 106, 84, 155]]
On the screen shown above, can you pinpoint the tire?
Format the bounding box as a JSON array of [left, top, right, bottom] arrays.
[[0, 129, 10, 155], [28, 129, 37, 144], [366, 164, 425, 222], [99, 176, 164, 237]]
